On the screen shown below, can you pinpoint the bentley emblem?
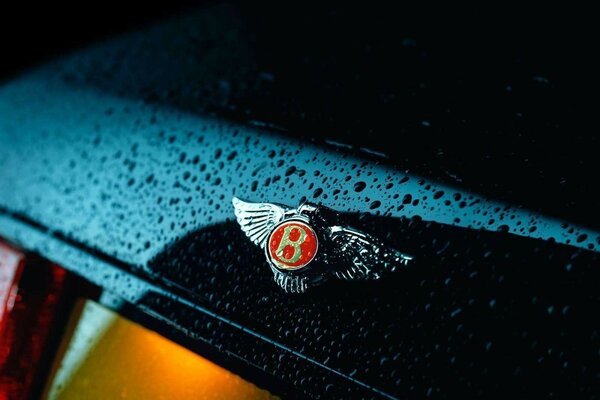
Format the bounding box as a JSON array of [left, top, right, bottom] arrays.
[[232, 197, 414, 293]]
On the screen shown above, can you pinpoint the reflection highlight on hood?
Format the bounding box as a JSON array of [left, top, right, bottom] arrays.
[[0, 79, 598, 272]]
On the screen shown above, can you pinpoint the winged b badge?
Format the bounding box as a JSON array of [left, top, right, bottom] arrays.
[[232, 197, 413, 293]]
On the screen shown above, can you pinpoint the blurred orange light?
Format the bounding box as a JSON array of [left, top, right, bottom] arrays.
[[44, 300, 279, 400]]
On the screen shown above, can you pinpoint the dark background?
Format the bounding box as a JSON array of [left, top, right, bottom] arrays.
[[0, 1, 196, 80], [1, 4, 592, 84]]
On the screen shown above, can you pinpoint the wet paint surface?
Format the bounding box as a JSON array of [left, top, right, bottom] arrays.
[[0, 80, 597, 268], [1, 4, 600, 399]]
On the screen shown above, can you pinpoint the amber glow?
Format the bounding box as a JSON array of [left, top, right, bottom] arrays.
[[44, 300, 278, 400]]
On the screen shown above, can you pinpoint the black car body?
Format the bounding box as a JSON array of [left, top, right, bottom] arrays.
[[1, 3, 599, 399]]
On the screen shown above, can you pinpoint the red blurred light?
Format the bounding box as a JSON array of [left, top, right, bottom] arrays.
[[0, 243, 24, 339], [0, 241, 68, 400]]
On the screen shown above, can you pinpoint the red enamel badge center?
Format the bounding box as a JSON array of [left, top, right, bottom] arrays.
[[268, 220, 318, 270]]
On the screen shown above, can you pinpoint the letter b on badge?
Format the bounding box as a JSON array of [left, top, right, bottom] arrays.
[[275, 225, 307, 263], [268, 221, 318, 270]]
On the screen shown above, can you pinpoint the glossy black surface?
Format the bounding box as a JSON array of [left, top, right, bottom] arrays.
[[1, 3, 600, 399]]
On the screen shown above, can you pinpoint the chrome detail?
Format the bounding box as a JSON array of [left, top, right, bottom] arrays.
[[232, 197, 414, 293], [232, 197, 289, 247]]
